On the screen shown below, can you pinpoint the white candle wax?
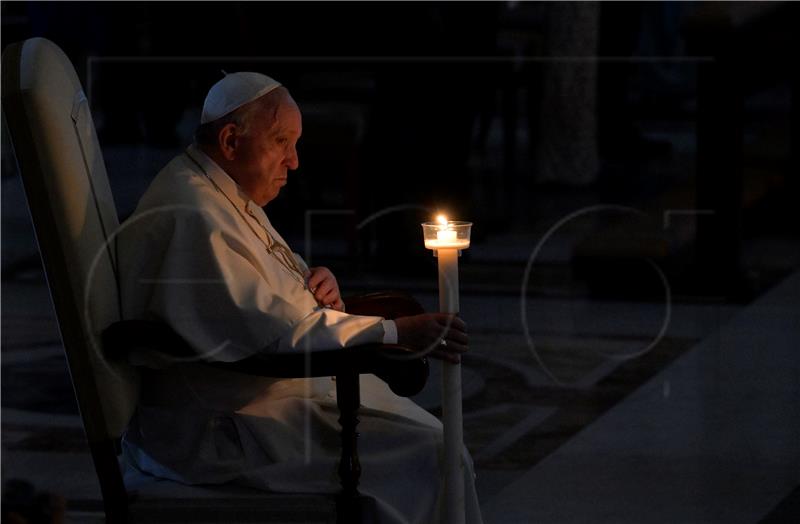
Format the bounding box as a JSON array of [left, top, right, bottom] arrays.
[[422, 216, 471, 523], [424, 237, 470, 250], [437, 247, 466, 524], [438, 229, 457, 242]]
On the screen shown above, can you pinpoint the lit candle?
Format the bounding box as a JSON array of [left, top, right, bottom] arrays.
[[421, 214, 472, 524], [424, 215, 470, 250], [438, 228, 457, 243]]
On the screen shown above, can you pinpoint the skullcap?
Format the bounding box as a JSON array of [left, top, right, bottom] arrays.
[[200, 71, 282, 124]]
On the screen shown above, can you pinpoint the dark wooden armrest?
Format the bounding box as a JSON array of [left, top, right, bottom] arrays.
[[102, 320, 428, 397], [210, 344, 427, 398], [103, 319, 195, 361], [343, 291, 425, 319]]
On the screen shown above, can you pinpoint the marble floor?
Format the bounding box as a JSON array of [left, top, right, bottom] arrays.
[[7, 259, 797, 522], [482, 272, 800, 524]]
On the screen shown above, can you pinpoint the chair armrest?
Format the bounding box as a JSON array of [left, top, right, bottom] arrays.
[[343, 291, 425, 319], [209, 344, 427, 397], [103, 320, 428, 397]]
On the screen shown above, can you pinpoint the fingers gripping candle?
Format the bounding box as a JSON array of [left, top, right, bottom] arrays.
[[422, 215, 472, 524]]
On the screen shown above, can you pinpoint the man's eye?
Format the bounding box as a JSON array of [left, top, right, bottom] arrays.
[[276, 137, 288, 145]]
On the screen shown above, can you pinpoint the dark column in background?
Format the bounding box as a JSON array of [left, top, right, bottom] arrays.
[[688, 13, 744, 298]]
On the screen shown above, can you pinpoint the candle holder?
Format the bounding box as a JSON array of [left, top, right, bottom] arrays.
[[421, 220, 472, 253]]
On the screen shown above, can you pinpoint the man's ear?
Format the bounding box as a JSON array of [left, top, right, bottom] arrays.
[[217, 123, 239, 161]]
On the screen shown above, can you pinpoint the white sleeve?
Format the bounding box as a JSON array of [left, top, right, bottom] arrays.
[[277, 307, 387, 352], [381, 319, 398, 344], [122, 208, 386, 361]]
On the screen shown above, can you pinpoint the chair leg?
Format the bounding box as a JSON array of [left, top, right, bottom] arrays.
[[335, 367, 378, 523], [88, 439, 129, 524]]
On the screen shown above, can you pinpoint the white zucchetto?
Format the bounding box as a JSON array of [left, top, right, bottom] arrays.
[[200, 72, 282, 124]]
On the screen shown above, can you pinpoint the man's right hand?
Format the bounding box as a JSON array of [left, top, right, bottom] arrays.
[[394, 314, 468, 364]]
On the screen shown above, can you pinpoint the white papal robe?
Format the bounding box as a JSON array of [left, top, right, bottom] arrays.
[[118, 144, 483, 524]]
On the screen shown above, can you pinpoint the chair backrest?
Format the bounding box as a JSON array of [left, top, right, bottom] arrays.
[[2, 37, 138, 508]]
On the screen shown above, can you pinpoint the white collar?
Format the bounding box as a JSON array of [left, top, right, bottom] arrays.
[[186, 144, 272, 230], [185, 143, 271, 227]]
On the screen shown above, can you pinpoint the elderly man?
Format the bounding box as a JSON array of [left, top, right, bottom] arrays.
[[119, 72, 483, 524]]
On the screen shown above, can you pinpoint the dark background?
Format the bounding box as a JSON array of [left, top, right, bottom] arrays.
[[3, 1, 797, 300]]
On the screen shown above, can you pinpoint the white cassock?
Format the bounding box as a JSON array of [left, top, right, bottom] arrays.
[[118, 144, 483, 524]]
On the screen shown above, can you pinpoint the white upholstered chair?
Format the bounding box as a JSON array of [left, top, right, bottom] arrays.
[[2, 37, 427, 523]]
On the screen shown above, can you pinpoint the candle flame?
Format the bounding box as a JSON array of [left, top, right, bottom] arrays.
[[436, 214, 448, 226]]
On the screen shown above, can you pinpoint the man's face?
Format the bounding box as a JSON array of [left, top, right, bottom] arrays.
[[234, 99, 302, 206]]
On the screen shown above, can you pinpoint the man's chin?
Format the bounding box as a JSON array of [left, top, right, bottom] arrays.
[[260, 190, 282, 206]]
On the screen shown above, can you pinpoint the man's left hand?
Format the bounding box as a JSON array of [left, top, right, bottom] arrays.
[[306, 267, 345, 312]]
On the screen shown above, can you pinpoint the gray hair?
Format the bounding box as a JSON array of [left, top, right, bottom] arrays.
[[194, 87, 288, 146]]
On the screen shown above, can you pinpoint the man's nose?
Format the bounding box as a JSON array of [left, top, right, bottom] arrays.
[[286, 146, 299, 170]]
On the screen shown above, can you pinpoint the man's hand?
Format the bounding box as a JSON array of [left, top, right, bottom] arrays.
[[306, 267, 345, 312], [394, 313, 468, 364]]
